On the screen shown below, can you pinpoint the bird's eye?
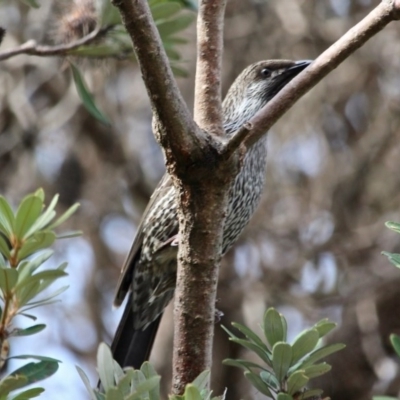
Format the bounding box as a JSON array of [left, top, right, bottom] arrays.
[[261, 68, 272, 77]]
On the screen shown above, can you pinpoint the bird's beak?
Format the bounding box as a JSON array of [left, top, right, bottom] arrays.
[[286, 59, 313, 74], [274, 59, 312, 88]]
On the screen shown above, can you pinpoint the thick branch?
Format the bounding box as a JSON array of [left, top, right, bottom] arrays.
[[0, 28, 108, 61], [193, 0, 226, 136], [111, 0, 204, 167], [223, 0, 400, 157]]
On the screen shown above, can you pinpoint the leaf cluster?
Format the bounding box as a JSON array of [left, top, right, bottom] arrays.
[[70, 0, 195, 125], [381, 221, 400, 269], [223, 308, 345, 400], [0, 189, 79, 399], [374, 221, 400, 400], [83, 344, 225, 400]]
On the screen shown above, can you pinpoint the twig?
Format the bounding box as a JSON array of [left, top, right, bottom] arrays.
[[0, 27, 110, 62], [193, 0, 226, 136], [222, 0, 400, 158]]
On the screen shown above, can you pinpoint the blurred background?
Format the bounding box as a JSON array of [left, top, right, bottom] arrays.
[[1, 0, 400, 398]]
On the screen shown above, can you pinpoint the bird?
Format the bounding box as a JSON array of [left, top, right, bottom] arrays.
[[111, 59, 312, 369]]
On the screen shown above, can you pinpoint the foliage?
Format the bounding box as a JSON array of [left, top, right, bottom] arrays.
[[73, 0, 195, 125], [17, 0, 195, 125], [373, 222, 400, 400], [371, 333, 400, 400], [0, 189, 79, 399], [81, 343, 225, 400], [381, 221, 400, 269], [223, 308, 345, 400]]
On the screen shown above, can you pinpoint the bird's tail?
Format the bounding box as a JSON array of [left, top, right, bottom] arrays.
[[111, 294, 161, 369]]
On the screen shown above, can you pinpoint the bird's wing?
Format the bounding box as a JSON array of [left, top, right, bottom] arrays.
[[113, 172, 174, 306]]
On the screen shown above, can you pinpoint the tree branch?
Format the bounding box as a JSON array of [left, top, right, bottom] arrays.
[[111, 0, 207, 170], [222, 0, 400, 158], [0, 28, 109, 62], [193, 0, 226, 136]]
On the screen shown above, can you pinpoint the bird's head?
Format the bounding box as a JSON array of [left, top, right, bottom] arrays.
[[223, 59, 312, 134]]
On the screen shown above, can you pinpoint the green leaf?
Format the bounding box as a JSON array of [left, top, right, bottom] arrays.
[[231, 322, 268, 350], [115, 368, 134, 397], [299, 343, 346, 368], [280, 314, 287, 343], [97, 343, 116, 391], [47, 203, 80, 229], [77, 366, 98, 400], [127, 376, 160, 400], [264, 308, 286, 348], [152, 2, 182, 21], [303, 362, 331, 378], [372, 398, 398, 400], [222, 359, 267, 372], [16, 270, 67, 292], [9, 361, 59, 385], [157, 14, 195, 37], [11, 387, 45, 399], [277, 394, 293, 400], [15, 195, 43, 240], [34, 189, 44, 202], [24, 195, 59, 238], [56, 230, 82, 239], [259, 370, 280, 391], [272, 342, 292, 382], [382, 251, 400, 268], [105, 387, 124, 400], [140, 362, 158, 379], [244, 372, 274, 397], [0, 267, 18, 293], [192, 370, 209, 391], [291, 329, 319, 364], [0, 375, 28, 396], [16, 281, 41, 306], [71, 63, 111, 126], [385, 221, 400, 234], [0, 235, 10, 258], [313, 319, 336, 338], [286, 370, 308, 395], [390, 334, 400, 358], [18, 231, 56, 260], [0, 196, 15, 236], [301, 389, 323, 399], [17, 250, 54, 283], [131, 370, 146, 393], [180, 385, 202, 400], [0, 251, 6, 267], [11, 324, 46, 337], [229, 338, 272, 366], [22, 286, 68, 310]]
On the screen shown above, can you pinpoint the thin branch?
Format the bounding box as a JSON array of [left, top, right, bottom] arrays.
[[222, 0, 400, 158], [193, 0, 226, 136], [0, 28, 109, 62], [111, 0, 202, 165]]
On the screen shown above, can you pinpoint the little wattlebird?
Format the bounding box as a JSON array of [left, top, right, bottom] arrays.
[[111, 59, 312, 369]]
